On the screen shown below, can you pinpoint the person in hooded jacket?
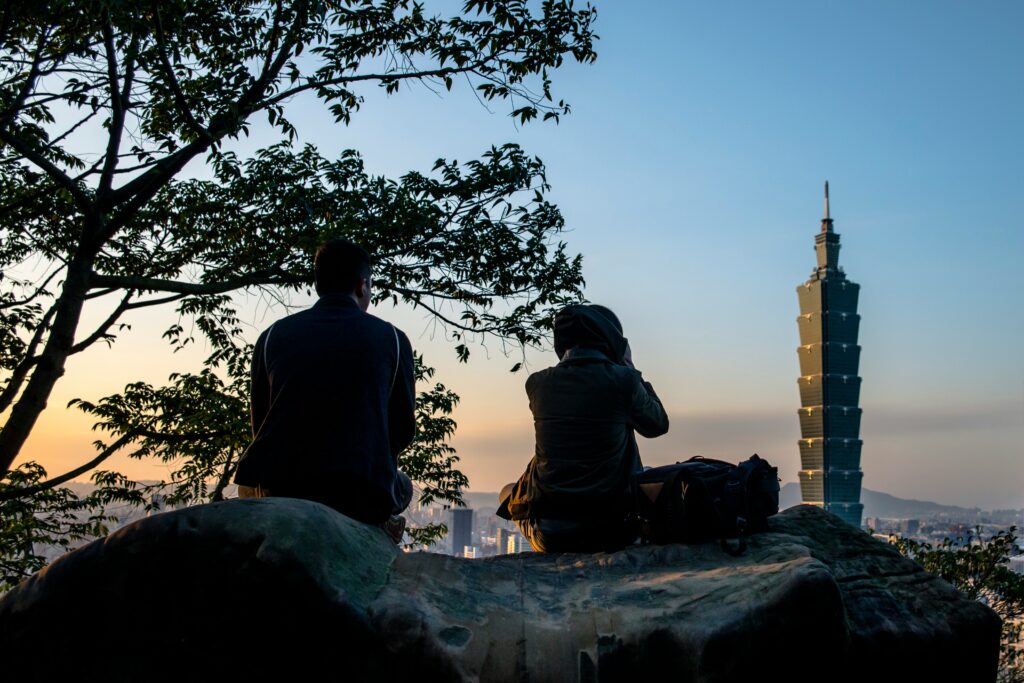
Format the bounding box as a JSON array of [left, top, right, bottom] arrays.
[[496, 304, 669, 553]]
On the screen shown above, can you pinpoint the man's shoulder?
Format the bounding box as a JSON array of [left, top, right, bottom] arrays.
[[361, 312, 411, 345], [272, 306, 401, 334], [525, 366, 552, 394]]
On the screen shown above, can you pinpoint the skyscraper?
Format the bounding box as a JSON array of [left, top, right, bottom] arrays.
[[450, 508, 474, 557], [795, 182, 864, 527], [495, 527, 510, 555]]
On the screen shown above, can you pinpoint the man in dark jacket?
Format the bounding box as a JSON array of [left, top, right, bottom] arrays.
[[233, 239, 416, 541], [497, 304, 669, 552]]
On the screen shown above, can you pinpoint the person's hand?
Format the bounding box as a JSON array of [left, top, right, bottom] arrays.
[[622, 341, 635, 369]]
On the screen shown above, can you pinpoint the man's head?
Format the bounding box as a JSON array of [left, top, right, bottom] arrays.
[[314, 239, 372, 311]]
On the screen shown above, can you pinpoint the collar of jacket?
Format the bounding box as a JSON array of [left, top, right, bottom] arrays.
[[313, 293, 361, 310], [559, 347, 614, 365]]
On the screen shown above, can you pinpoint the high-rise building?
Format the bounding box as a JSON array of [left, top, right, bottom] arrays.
[[450, 508, 474, 557], [495, 527, 510, 555], [795, 182, 864, 527], [507, 534, 530, 554]]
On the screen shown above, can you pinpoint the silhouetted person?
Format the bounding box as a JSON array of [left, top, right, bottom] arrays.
[[233, 239, 415, 542], [497, 304, 669, 552]]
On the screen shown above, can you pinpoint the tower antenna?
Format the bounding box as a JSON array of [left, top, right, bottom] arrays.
[[824, 180, 830, 220]]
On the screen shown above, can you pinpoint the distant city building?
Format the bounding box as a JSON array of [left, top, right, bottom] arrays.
[[450, 508, 474, 557], [507, 534, 529, 554], [463, 546, 480, 559], [900, 519, 920, 535], [795, 182, 864, 527], [495, 527, 510, 556]]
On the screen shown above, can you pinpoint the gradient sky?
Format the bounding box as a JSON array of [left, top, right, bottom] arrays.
[[14, 1, 1024, 509]]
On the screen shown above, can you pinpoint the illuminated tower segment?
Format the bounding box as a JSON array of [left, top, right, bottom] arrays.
[[795, 182, 864, 527]]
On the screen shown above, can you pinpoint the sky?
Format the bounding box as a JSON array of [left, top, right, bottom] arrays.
[[13, 1, 1024, 509]]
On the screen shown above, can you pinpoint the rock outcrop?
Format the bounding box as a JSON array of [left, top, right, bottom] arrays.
[[0, 500, 999, 682]]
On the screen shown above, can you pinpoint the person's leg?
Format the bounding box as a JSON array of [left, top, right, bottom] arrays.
[[514, 518, 549, 552], [392, 470, 413, 515], [522, 518, 638, 554], [237, 484, 270, 499], [378, 471, 413, 545]]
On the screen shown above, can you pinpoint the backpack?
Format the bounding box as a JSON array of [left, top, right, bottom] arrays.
[[634, 454, 780, 556]]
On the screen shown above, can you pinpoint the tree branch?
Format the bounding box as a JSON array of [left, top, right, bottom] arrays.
[[137, 429, 228, 442], [0, 128, 95, 217], [68, 289, 134, 355], [152, 3, 212, 143], [42, 108, 101, 151], [0, 29, 47, 131], [262, 0, 285, 76], [0, 268, 62, 309], [124, 293, 187, 309], [97, 16, 134, 197], [0, 431, 139, 501], [0, 300, 58, 414], [94, 1, 314, 232], [263, 60, 487, 110], [210, 447, 237, 502], [89, 272, 308, 295], [397, 293, 502, 335]]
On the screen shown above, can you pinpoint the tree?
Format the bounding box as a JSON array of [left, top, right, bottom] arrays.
[[894, 528, 1024, 682], [0, 0, 595, 564]]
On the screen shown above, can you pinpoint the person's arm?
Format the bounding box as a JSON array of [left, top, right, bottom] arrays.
[[388, 328, 417, 462], [250, 328, 272, 438], [627, 370, 670, 438]]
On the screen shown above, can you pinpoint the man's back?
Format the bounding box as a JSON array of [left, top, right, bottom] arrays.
[[234, 292, 415, 524]]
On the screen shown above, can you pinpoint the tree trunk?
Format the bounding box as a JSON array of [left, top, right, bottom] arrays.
[[0, 248, 96, 478]]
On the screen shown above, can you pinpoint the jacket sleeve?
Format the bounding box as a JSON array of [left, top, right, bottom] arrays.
[[627, 370, 670, 438], [250, 328, 271, 438], [388, 328, 417, 463]]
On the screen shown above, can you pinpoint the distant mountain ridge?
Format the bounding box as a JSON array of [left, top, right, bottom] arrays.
[[463, 486, 1002, 520], [66, 482, 1005, 520], [778, 483, 991, 519]]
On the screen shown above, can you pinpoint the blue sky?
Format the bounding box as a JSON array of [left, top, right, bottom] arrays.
[[323, 1, 1024, 508], [23, 1, 1023, 509]]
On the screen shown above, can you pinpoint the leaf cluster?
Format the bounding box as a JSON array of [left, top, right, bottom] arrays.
[[0, 0, 596, 555], [400, 353, 466, 546], [895, 528, 1024, 682], [0, 462, 110, 592]]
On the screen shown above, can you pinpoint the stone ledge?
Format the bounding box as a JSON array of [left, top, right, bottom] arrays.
[[0, 500, 999, 682]]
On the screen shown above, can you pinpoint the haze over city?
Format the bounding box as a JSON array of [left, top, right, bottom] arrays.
[[12, 0, 1023, 510]]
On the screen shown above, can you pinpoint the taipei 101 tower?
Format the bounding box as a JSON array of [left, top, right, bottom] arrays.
[[795, 183, 864, 527]]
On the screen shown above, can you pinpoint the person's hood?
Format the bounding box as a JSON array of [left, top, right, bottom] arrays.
[[553, 304, 627, 363]]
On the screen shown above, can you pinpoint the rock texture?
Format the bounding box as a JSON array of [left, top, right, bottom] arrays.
[[0, 500, 999, 682]]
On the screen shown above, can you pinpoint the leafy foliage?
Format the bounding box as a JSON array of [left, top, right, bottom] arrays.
[[0, 0, 594, 564], [402, 354, 466, 547], [894, 528, 1024, 682], [0, 463, 109, 592]]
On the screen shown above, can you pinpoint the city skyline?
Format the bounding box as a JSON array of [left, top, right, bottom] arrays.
[[9, 1, 1023, 510]]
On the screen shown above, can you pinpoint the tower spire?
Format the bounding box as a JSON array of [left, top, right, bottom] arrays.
[[821, 180, 833, 233]]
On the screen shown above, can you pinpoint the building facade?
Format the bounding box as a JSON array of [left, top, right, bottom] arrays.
[[795, 183, 864, 527], [450, 508, 474, 557]]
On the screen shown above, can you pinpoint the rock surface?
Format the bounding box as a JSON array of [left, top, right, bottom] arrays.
[[0, 500, 999, 682]]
